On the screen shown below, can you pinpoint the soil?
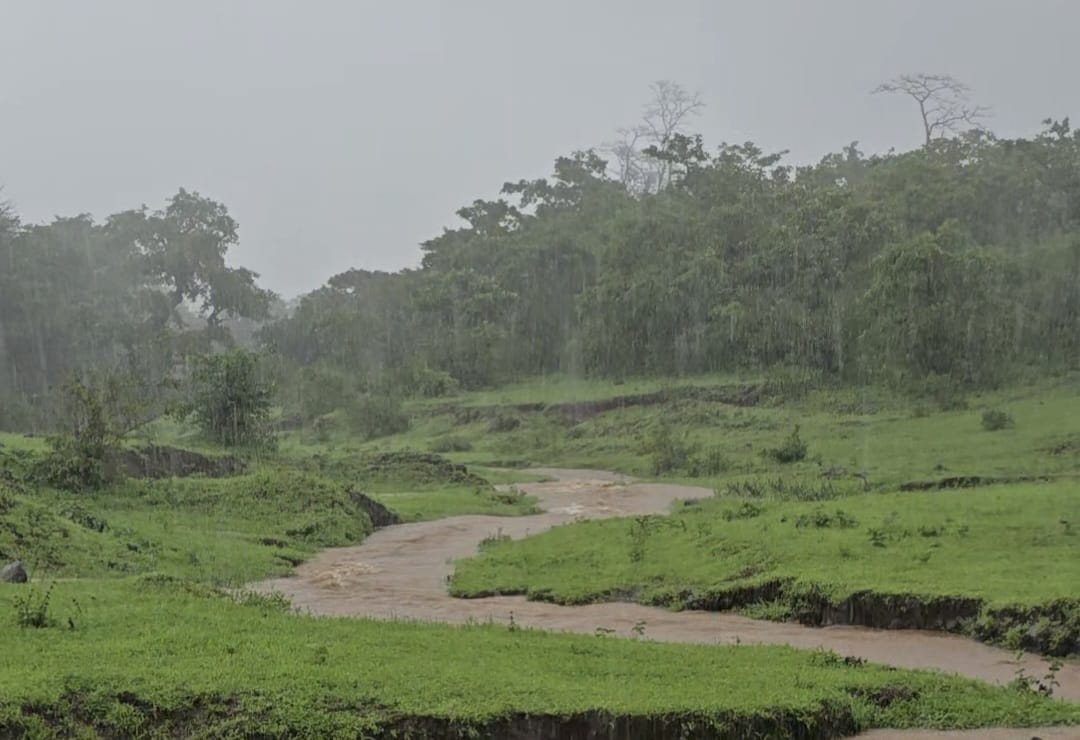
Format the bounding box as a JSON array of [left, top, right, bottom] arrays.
[[112, 445, 245, 479], [251, 468, 1080, 738]]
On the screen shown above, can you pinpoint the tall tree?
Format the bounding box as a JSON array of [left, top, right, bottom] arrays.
[[873, 73, 991, 146]]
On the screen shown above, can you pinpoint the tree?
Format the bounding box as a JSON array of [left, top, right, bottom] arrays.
[[107, 189, 275, 338], [874, 73, 990, 146], [606, 80, 705, 193]]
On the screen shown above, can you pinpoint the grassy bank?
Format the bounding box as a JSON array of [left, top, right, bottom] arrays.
[[330, 374, 1080, 491], [1, 579, 1077, 738], [451, 480, 1080, 654], [0, 448, 537, 585]]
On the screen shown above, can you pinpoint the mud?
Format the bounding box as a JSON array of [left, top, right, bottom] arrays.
[[112, 445, 245, 479], [898, 474, 1053, 491], [440, 383, 764, 426], [857, 730, 1078, 740]]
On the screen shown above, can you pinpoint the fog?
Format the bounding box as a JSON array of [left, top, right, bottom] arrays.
[[2, 0, 1077, 297]]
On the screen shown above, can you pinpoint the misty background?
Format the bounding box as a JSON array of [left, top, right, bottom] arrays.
[[2, 0, 1077, 297]]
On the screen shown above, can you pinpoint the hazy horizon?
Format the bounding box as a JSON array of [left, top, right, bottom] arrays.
[[3, 0, 1078, 298]]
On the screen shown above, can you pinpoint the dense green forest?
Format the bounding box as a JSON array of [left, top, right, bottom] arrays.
[[2, 83, 1079, 433]]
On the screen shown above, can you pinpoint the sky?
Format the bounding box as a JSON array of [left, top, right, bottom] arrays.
[[2, 0, 1077, 298]]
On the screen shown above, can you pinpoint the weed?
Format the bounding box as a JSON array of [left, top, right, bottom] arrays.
[[12, 581, 55, 629], [1010, 651, 1063, 697], [722, 502, 764, 521], [479, 528, 511, 551], [795, 508, 858, 530], [765, 426, 808, 464]]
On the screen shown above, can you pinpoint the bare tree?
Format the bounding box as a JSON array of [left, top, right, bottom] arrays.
[[873, 73, 991, 146], [605, 80, 705, 193]]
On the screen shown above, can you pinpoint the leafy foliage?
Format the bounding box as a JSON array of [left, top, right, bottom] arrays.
[[171, 350, 275, 448], [982, 409, 1015, 431]]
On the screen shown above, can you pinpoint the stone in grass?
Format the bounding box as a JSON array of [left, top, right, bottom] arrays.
[[0, 560, 28, 583]]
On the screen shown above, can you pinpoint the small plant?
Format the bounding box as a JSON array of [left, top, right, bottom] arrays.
[[13, 582, 55, 629], [765, 426, 808, 464], [628, 516, 656, 564], [722, 502, 764, 521], [479, 528, 512, 551], [981, 409, 1014, 432], [631, 620, 647, 639], [795, 508, 857, 530], [867, 528, 887, 548], [594, 626, 616, 637], [1010, 651, 1062, 697]]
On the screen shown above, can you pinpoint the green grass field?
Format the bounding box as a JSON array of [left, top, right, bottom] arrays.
[[3, 376, 1080, 735], [452, 480, 1078, 604], [1, 579, 1077, 738], [0, 452, 537, 585], [307, 374, 1080, 494]]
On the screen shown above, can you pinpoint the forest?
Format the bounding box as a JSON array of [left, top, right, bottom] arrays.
[[2, 81, 1079, 441]]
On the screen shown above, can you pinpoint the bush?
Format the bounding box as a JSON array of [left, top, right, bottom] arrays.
[[766, 426, 808, 464], [37, 373, 146, 490], [686, 447, 732, 477], [642, 423, 694, 475], [487, 414, 521, 433], [295, 365, 354, 422], [172, 350, 275, 448], [430, 435, 473, 453], [410, 367, 461, 399], [344, 394, 410, 441], [982, 409, 1014, 431]]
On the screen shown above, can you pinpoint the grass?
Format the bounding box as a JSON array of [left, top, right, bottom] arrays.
[[0, 578, 1077, 737], [3, 376, 1080, 734], [450, 480, 1080, 652], [1, 451, 537, 584], [307, 374, 1080, 492]]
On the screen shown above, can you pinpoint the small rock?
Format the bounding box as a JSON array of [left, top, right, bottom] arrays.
[[0, 560, 28, 584]]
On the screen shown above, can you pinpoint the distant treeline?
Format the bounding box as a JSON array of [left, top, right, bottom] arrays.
[[2, 118, 1080, 430]]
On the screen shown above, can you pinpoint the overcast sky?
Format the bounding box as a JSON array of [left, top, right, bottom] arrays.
[[2, 0, 1077, 297]]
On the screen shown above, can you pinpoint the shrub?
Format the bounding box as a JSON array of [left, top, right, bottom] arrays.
[[13, 582, 55, 629], [410, 367, 461, 398], [38, 373, 147, 490], [766, 426, 808, 464], [487, 414, 521, 433], [430, 435, 473, 453], [172, 350, 275, 448], [686, 447, 732, 477], [642, 423, 694, 475], [981, 409, 1014, 431], [295, 365, 354, 422], [344, 394, 410, 441]]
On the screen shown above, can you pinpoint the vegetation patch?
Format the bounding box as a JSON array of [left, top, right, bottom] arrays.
[[0, 580, 1076, 738], [451, 481, 1080, 655]]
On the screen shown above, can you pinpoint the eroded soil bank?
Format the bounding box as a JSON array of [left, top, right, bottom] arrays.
[[253, 469, 1080, 704]]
